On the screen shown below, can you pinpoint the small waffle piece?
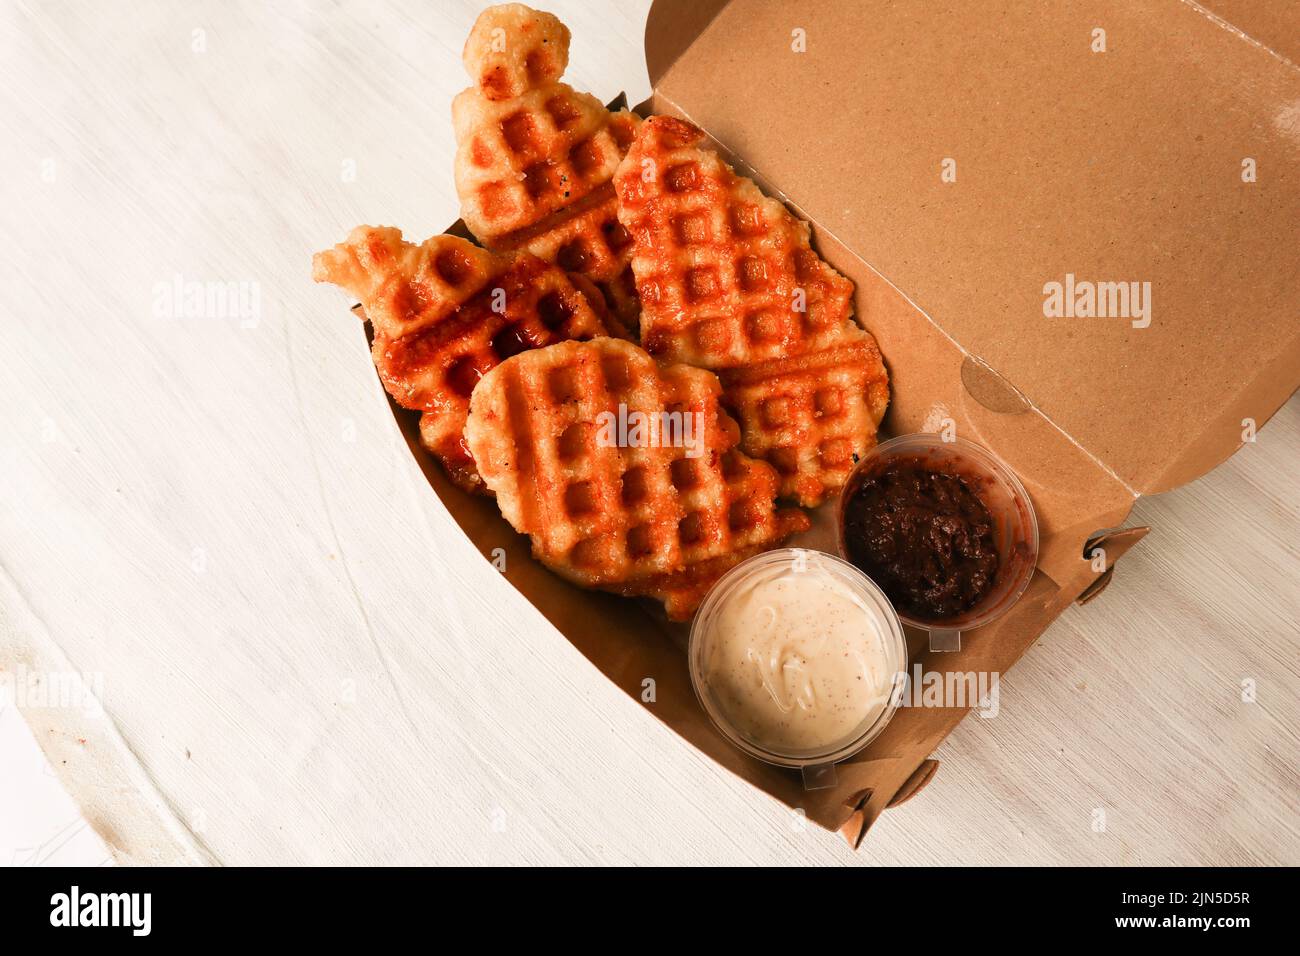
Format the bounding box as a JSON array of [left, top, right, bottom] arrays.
[[613, 116, 891, 506], [465, 338, 810, 619], [453, 3, 641, 332], [720, 339, 891, 508], [313, 225, 612, 493]]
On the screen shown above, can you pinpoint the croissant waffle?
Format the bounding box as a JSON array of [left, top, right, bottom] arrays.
[[465, 338, 810, 620], [613, 116, 890, 506], [453, 3, 641, 332], [313, 225, 613, 493]]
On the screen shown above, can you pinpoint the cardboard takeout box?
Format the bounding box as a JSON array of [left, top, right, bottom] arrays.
[[375, 0, 1300, 845]]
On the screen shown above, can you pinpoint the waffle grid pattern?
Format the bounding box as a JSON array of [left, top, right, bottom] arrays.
[[614, 116, 891, 506], [461, 3, 571, 102], [314, 227, 610, 492], [454, 4, 642, 331], [617, 150, 853, 370], [466, 338, 809, 619], [508, 193, 638, 335], [721, 340, 891, 507], [454, 87, 637, 243]]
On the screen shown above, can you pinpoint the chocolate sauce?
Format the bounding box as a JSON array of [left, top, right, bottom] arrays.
[[842, 459, 1000, 621]]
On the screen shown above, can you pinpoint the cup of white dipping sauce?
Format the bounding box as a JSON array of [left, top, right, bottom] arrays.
[[689, 549, 907, 787]]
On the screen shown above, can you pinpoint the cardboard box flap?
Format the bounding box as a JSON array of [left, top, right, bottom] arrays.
[[644, 0, 728, 87], [645, 0, 1300, 495], [1197, 0, 1300, 67]]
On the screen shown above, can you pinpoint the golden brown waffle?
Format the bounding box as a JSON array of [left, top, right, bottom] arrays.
[[312, 226, 613, 493], [613, 116, 891, 506], [720, 340, 891, 506], [453, 4, 641, 332], [465, 338, 811, 620]]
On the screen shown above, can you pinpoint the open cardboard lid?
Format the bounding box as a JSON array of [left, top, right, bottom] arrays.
[[645, 0, 1300, 495]]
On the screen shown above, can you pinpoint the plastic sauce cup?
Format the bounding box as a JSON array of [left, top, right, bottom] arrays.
[[836, 433, 1039, 651], [688, 549, 908, 789]]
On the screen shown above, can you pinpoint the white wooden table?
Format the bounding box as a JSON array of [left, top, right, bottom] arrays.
[[2, 0, 1297, 866]]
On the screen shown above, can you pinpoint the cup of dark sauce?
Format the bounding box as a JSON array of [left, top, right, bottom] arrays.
[[836, 434, 1039, 651]]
